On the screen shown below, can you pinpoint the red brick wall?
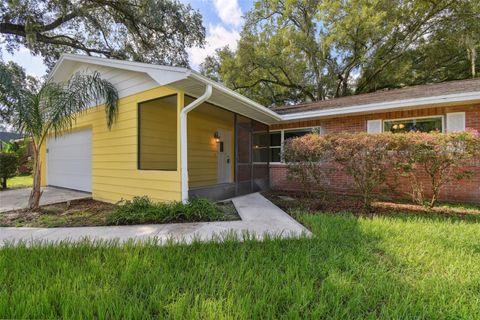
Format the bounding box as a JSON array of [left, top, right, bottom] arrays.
[[270, 104, 480, 203]]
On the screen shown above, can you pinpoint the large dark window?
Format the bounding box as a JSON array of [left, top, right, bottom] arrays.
[[138, 94, 177, 170]]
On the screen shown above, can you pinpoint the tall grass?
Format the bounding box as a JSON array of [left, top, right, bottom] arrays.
[[1, 213, 479, 319]]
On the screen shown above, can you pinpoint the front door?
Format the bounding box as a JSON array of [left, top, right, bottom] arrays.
[[217, 128, 232, 183]]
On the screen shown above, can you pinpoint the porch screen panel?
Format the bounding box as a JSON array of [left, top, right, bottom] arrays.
[[252, 121, 269, 192], [235, 115, 270, 195], [235, 115, 253, 195]]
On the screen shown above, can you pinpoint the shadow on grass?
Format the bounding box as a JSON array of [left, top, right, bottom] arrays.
[[2, 213, 478, 318], [265, 191, 480, 224], [365, 209, 480, 224]]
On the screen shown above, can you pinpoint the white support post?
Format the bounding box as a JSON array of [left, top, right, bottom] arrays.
[[180, 85, 212, 203]]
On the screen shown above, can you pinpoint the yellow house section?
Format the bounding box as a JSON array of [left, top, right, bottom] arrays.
[[138, 95, 178, 170], [41, 86, 184, 203], [187, 103, 235, 188]]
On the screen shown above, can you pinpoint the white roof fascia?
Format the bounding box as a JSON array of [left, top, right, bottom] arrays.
[[48, 54, 281, 122], [49, 54, 480, 124], [48, 54, 190, 83], [281, 91, 480, 121], [188, 72, 282, 121]]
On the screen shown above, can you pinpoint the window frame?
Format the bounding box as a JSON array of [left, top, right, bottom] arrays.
[[137, 93, 178, 171], [382, 115, 444, 133], [268, 126, 320, 164], [252, 129, 270, 164]]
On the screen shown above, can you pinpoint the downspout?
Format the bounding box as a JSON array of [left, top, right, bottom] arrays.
[[180, 85, 213, 203]]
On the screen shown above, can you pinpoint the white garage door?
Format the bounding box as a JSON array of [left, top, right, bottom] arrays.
[[47, 129, 92, 192]]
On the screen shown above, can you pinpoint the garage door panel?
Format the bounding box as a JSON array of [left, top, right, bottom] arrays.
[[47, 129, 92, 192]]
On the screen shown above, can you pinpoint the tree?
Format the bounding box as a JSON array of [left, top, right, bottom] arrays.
[[0, 0, 205, 68], [356, 0, 480, 92], [0, 60, 39, 123], [3, 71, 119, 210], [0, 152, 17, 190], [203, 0, 480, 106]]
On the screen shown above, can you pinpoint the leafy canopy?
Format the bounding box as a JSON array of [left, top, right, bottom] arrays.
[[201, 0, 480, 106], [0, 0, 206, 68], [0, 60, 39, 123]]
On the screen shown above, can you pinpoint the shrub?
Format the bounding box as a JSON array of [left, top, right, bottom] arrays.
[[329, 133, 401, 211], [284, 132, 401, 210], [283, 133, 332, 197], [0, 153, 18, 190], [2, 141, 32, 174], [107, 196, 223, 225], [282, 131, 480, 210], [395, 130, 480, 208]]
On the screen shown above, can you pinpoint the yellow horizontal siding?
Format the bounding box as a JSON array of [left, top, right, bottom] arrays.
[[187, 103, 235, 188], [41, 86, 182, 203]]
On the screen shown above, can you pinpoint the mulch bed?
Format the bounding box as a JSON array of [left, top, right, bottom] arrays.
[[0, 199, 117, 227], [0, 198, 241, 227], [264, 191, 480, 221]]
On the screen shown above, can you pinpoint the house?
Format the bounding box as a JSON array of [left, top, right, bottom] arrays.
[[269, 80, 480, 203], [42, 54, 480, 204], [0, 132, 24, 152]]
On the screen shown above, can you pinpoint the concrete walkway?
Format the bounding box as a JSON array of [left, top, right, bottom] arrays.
[[0, 187, 91, 212], [0, 193, 311, 247]]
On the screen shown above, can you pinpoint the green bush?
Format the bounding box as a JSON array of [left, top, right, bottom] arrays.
[[107, 196, 223, 225], [284, 130, 480, 209], [0, 153, 18, 190]]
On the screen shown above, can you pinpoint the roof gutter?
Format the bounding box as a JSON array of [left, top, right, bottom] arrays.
[[180, 84, 213, 203], [280, 91, 480, 121]]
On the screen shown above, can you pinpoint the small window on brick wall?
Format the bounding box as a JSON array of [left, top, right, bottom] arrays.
[[269, 132, 281, 162], [384, 116, 443, 133]]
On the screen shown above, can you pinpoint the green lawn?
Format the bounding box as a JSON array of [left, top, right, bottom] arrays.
[[1, 213, 479, 319], [6, 174, 33, 189]]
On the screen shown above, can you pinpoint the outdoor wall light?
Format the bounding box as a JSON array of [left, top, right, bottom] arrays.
[[214, 131, 221, 143]]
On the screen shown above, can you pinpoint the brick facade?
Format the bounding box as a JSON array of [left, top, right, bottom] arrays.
[[269, 104, 480, 203]]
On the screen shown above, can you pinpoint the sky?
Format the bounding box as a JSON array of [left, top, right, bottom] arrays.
[[0, 0, 254, 78]]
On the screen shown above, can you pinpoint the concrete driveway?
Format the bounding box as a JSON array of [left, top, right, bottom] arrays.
[[0, 187, 91, 212]]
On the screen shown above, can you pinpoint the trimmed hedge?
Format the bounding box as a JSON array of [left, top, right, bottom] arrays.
[[284, 130, 480, 209]]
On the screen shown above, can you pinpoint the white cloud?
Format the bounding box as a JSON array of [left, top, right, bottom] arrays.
[[213, 0, 243, 28], [187, 24, 240, 68]]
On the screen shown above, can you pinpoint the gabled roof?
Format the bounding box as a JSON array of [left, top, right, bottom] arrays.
[[49, 55, 480, 124], [275, 78, 480, 121], [49, 54, 282, 124]]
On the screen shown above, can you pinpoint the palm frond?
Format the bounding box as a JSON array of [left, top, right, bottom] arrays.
[[42, 71, 119, 137]]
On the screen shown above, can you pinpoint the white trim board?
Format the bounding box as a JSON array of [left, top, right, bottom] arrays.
[[49, 54, 480, 125], [280, 92, 480, 122]]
